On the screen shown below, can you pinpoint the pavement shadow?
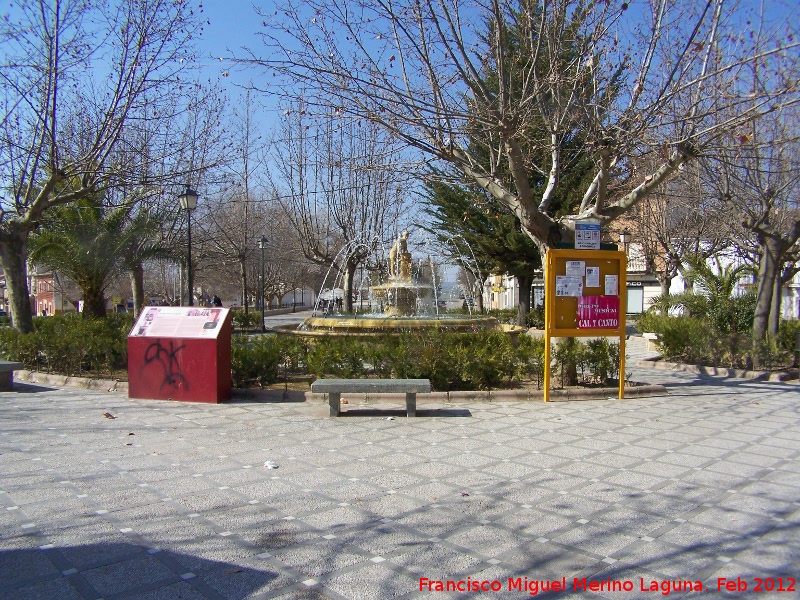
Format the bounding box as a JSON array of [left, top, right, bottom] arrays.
[[6, 382, 58, 394], [0, 542, 286, 600], [229, 389, 308, 403], [339, 407, 472, 417]]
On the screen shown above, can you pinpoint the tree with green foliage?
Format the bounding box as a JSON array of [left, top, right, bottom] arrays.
[[0, 0, 206, 332], [422, 177, 542, 325], [422, 2, 599, 327], [119, 206, 177, 317]]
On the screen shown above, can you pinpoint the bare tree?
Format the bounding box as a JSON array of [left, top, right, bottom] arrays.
[[0, 0, 205, 330], [196, 88, 270, 311], [245, 0, 800, 260], [700, 109, 800, 359], [633, 161, 731, 299], [272, 102, 406, 312]]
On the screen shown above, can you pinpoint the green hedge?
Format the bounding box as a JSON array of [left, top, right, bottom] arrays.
[[231, 331, 616, 391], [0, 313, 134, 377], [0, 315, 624, 391], [486, 307, 545, 328], [637, 311, 798, 369], [231, 311, 264, 331]]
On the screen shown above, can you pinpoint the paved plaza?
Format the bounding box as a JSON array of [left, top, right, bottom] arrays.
[[1, 336, 798, 599]]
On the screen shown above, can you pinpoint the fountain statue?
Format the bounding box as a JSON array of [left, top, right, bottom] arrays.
[[372, 231, 433, 316], [388, 230, 412, 280]]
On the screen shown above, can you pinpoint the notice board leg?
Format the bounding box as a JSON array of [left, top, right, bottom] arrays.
[[618, 335, 626, 399], [543, 334, 551, 402]]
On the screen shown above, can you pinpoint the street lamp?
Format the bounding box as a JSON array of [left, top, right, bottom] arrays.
[[619, 229, 631, 255], [258, 236, 268, 332], [178, 184, 199, 306]]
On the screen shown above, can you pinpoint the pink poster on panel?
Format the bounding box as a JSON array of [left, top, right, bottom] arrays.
[[577, 295, 620, 329]]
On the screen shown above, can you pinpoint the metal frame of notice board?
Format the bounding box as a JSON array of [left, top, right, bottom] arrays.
[[544, 249, 627, 401]]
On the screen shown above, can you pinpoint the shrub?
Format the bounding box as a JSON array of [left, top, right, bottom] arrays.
[[485, 307, 545, 328], [777, 319, 800, 355], [552, 338, 586, 386], [514, 335, 546, 388], [453, 331, 518, 390], [392, 330, 461, 390], [231, 335, 283, 387], [585, 338, 618, 382], [306, 337, 370, 378], [232, 311, 264, 331]]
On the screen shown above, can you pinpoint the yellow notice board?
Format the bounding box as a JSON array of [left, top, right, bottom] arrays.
[[544, 249, 627, 401]]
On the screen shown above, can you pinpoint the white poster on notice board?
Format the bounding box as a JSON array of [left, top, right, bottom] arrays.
[[585, 266, 601, 288], [556, 276, 583, 297], [604, 275, 618, 296]]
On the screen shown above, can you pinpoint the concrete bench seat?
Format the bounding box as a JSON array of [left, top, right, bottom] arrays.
[[0, 361, 23, 391], [311, 378, 431, 417]]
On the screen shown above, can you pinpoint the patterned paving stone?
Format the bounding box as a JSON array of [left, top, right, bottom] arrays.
[[1, 337, 798, 599]]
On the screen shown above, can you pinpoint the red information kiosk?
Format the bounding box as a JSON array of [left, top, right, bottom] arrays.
[[128, 306, 232, 403]]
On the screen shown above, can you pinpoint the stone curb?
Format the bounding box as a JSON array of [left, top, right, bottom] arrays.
[[16, 369, 129, 392], [14, 369, 666, 402], [635, 357, 799, 383]]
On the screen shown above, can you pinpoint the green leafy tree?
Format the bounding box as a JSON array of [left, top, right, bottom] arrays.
[[422, 177, 542, 325], [119, 206, 177, 317], [422, 4, 600, 327]]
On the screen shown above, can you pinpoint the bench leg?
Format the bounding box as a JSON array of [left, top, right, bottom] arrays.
[[0, 371, 13, 391], [406, 393, 416, 417], [328, 392, 341, 417]]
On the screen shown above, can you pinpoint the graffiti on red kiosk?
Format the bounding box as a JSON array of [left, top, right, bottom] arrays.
[[142, 340, 188, 391]]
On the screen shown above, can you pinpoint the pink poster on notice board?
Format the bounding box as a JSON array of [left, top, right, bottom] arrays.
[[577, 295, 620, 329]]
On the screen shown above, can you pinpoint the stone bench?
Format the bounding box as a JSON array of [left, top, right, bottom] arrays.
[[0, 361, 23, 391], [310, 378, 431, 417]]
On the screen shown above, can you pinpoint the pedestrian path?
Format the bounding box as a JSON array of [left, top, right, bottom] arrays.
[[1, 338, 797, 599]]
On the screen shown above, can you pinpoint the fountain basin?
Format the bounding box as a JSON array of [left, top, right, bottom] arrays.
[[369, 281, 434, 317], [274, 314, 527, 339]]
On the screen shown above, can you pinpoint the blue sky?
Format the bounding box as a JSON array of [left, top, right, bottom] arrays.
[[196, 2, 265, 83]]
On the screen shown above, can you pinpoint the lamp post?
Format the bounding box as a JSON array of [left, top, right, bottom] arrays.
[[178, 184, 199, 306], [619, 229, 631, 255], [258, 236, 267, 332]]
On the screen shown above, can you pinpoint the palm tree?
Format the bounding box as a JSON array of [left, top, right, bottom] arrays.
[[118, 207, 176, 316], [28, 198, 129, 319], [653, 254, 754, 335]]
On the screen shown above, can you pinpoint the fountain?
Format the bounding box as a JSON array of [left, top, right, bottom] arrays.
[[276, 231, 526, 337]]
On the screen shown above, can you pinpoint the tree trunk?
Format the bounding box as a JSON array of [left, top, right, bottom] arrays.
[[516, 273, 533, 326], [768, 274, 781, 336], [752, 238, 781, 366], [343, 261, 357, 313], [83, 287, 107, 319], [0, 232, 34, 333], [240, 256, 249, 315], [475, 281, 485, 313], [658, 276, 672, 316], [129, 262, 145, 317]]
